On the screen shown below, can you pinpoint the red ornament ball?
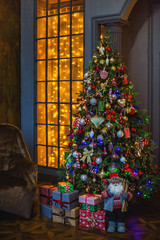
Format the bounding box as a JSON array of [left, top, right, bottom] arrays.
[[119, 119, 125, 124], [96, 67, 100, 72], [120, 66, 126, 73], [125, 150, 131, 155], [131, 127, 136, 133], [68, 142, 72, 147], [155, 170, 159, 175], [81, 98, 84, 101], [107, 47, 111, 52], [127, 94, 133, 100], [130, 107, 136, 115], [81, 163, 87, 168], [91, 85, 96, 90], [139, 171, 143, 176], [92, 161, 96, 166]]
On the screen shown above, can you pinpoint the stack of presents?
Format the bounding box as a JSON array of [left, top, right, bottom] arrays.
[[39, 182, 106, 230]]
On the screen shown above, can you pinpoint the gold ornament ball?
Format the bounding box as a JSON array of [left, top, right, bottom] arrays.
[[123, 116, 128, 121], [106, 103, 111, 109], [99, 59, 105, 65], [82, 105, 87, 110], [111, 66, 116, 71], [72, 143, 77, 147], [66, 175, 70, 180], [125, 107, 131, 114], [110, 57, 115, 63]]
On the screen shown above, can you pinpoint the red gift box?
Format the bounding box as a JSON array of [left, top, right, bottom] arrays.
[[124, 127, 131, 138], [39, 185, 57, 206], [79, 209, 106, 230]]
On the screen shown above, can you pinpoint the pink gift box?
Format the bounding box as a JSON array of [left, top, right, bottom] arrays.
[[79, 193, 102, 205], [39, 185, 57, 206], [79, 209, 106, 230]]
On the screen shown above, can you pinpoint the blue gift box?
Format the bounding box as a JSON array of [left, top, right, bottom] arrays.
[[52, 190, 79, 210], [40, 203, 52, 219]]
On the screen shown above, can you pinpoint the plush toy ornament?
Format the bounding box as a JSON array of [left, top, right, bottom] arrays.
[[102, 173, 132, 233]]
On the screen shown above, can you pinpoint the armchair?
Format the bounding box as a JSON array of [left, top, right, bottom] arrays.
[[0, 123, 37, 219]]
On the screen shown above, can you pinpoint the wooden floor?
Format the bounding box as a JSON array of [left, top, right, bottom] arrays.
[[0, 182, 160, 240]]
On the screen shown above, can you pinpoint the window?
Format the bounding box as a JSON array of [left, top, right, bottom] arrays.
[[35, 0, 84, 168]]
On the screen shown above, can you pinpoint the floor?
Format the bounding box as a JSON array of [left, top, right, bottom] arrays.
[[0, 181, 160, 240]]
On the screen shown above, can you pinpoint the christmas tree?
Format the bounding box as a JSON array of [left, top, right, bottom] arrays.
[[65, 29, 160, 199]]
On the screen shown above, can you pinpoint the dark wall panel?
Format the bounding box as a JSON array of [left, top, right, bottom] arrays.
[[0, 0, 20, 127]]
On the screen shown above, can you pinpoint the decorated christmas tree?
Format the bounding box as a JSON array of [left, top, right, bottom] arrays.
[[65, 29, 160, 199]]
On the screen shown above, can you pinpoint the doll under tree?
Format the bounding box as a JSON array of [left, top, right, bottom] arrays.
[[65, 29, 160, 203]]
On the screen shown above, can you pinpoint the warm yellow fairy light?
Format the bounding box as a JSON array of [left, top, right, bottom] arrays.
[[37, 1, 84, 167]]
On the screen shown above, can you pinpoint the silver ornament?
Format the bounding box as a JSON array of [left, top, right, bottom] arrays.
[[120, 156, 126, 163], [106, 57, 109, 65], [89, 130, 94, 138], [117, 130, 124, 138], [65, 163, 70, 168], [79, 119, 85, 125], [96, 157, 102, 164], [73, 163, 77, 168], [84, 72, 89, 78], [90, 98, 97, 105], [97, 134, 104, 142], [93, 177, 96, 182], [89, 143, 94, 149], [72, 151, 78, 158], [80, 174, 87, 181]]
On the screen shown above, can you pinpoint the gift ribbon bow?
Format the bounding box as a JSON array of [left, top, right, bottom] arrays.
[[82, 211, 105, 228], [121, 163, 136, 177], [80, 148, 94, 163], [106, 110, 116, 121], [53, 192, 77, 209]]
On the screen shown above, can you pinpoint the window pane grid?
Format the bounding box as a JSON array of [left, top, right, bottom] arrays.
[[35, 0, 84, 168]]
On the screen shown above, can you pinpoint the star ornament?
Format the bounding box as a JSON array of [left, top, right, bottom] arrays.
[[97, 169, 107, 179]]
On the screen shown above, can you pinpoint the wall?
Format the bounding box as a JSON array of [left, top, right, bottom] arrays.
[[0, 0, 20, 127], [126, 0, 160, 161], [84, 0, 126, 70]]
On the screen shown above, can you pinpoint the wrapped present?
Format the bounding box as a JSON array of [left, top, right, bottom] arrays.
[[52, 189, 78, 210], [82, 201, 104, 212], [58, 182, 74, 193], [79, 193, 102, 205], [39, 185, 57, 205], [79, 193, 103, 212], [40, 203, 52, 219], [52, 206, 79, 226], [79, 209, 106, 230]]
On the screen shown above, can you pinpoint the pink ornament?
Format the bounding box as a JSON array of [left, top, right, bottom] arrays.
[[86, 114, 91, 119], [100, 70, 108, 80]]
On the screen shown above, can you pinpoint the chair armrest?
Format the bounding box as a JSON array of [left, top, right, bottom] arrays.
[[9, 155, 37, 189]]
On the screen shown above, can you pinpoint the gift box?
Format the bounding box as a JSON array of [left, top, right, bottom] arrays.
[[39, 185, 57, 205], [79, 193, 102, 205], [81, 201, 104, 212], [79, 209, 106, 230], [79, 193, 103, 212], [58, 182, 74, 193], [52, 206, 79, 226], [52, 189, 78, 210], [40, 203, 52, 219]]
